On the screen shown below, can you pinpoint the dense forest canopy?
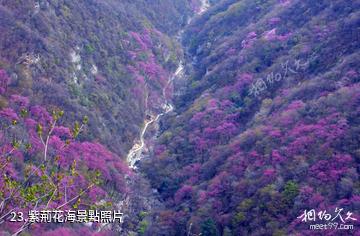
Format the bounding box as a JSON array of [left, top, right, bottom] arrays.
[[0, 0, 359, 235]]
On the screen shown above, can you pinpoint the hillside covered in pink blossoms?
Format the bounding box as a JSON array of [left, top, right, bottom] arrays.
[[141, 0, 360, 235], [0, 0, 359, 235]]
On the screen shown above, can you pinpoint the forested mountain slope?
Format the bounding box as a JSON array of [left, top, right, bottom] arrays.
[[0, 0, 198, 235], [0, 0, 194, 156], [0, 0, 359, 235], [141, 0, 360, 235]]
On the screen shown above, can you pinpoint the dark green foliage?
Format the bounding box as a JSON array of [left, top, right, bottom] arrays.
[[282, 181, 299, 203], [201, 218, 220, 236]]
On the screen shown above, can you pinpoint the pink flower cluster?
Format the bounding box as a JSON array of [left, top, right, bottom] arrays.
[[241, 31, 257, 49], [263, 28, 292, 42]]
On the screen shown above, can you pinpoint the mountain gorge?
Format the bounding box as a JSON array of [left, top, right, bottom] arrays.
[[0, 0, 359, 235], [141, 0, 360, 235], [0, 0, 193, 157], [0, 0, 196, 235]]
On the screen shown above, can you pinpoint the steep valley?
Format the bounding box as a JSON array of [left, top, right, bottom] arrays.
[[0, 0, 359, 236]]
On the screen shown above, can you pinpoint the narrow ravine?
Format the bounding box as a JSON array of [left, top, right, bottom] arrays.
[[126, 62, 184, 169], [119, 1, 210, 234], [116, 62, 184, 235], [126, 0, 209, 169]]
